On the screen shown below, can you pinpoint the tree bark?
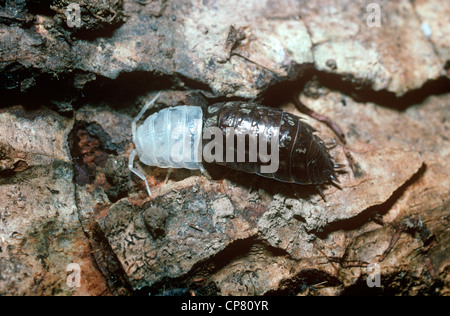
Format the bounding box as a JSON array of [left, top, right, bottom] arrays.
[[0, 0, 449, 295]]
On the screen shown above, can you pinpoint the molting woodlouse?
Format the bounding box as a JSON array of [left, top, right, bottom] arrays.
[[129, 92, 344, 197]]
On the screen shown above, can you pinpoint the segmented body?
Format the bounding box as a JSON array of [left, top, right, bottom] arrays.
[[134, 105, 203, 170], [132, 99, 337, 193], [203, 101, 335, 185]]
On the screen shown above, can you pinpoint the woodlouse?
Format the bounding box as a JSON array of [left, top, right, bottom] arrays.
[[129, 92, 342, 197]]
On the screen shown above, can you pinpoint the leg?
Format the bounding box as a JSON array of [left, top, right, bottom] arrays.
[[316, 185, 326, 202], [129, 92, 161, 196], [198, 163, 212, 180], [164, 168, 172, 184], [129, 149, 152, 196], [133, 92, 161, 143]]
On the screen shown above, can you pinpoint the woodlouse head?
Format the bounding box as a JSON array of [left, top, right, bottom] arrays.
[[306, 139, 340, 185]]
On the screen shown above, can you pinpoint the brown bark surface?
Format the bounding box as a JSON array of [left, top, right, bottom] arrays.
[[0, 0, 449, 295]]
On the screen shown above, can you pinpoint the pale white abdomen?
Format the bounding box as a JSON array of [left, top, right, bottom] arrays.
[[134, 105, 203, 170]]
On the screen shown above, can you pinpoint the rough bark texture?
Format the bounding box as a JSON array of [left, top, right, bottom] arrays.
[[0, 0, 449, 295]]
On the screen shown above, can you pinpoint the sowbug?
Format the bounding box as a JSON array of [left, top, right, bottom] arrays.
[[129, 92, 343, 197]]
